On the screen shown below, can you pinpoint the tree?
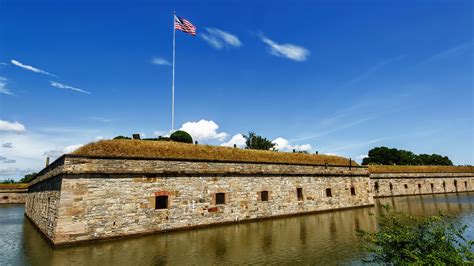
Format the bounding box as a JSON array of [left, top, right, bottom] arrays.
[[243, 132, 276, 150], [170, 130, 193, 144], [357, 205, 473, 264], [19, 172, 37, 183], [362, 147, 453, 166]]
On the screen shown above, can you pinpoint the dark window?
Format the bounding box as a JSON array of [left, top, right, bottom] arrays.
[[418, 184, 421, 190], [326, 188, 332, 197], [260, 191, 269, 202], [389, 183, 393, 191], [297, 188, 304, 201], [216, 193, 226, 205], [374, 182, 379, 192], [2, 196, 8, 200], [404, 184, 408, 189], [465, 181, 468, 188], [454, 180, 457, 188], [430, 183, 434, 191], [350, 187, 356, 196], [155, 195, 168, 209], [443, 181, 446, 188]]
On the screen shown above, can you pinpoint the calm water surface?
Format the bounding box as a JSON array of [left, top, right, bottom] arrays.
[[1, 192, 474, 265]]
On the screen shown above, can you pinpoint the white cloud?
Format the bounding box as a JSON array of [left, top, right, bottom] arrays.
[[356, 154, 368, 160], [220, 134, 246, 148], [201, 28, 242, 49], [179, 119, 228, 142], [42, 144, 83, 158], [0, 77, 14, 96], [10, 59, 54, 76], [2, 142, 13, 148], [50, 81, 91, 94], [0, 120, 26, 133], [272, 137, 312, 152], [0, 62, 7, 66], [259, 34, 309, 62], [151, 57, 171, 66]]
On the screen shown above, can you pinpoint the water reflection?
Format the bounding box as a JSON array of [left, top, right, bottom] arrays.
[[2, 192, 473, 265]]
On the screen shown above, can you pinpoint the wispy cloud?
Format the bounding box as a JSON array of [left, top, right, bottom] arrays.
[[50, 81, 90, 94], [89, 116, 112, 123], [326, 138, 385, 153], [0, 120, 26, 133], [10, 59, 54, 76], [341, 56, 404, 87], [292, 117, 374, 142], [201, 28, 242, 49], [151, 57, 171, 66], [421, 42, 473, 65], [0, 156, 16, 164], [259, 34, 309, 62], [0, 77, 14, 96], [2, 143, 13, 148], [0, 62, 7, 66]]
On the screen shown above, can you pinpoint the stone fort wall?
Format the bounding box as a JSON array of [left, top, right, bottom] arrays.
[[25, 155, 373, 245], [370, 173, 474, 197], [0, 185, 28, 204]]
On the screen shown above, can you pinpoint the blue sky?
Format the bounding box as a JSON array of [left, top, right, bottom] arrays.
[[0, 0, 473, 179]]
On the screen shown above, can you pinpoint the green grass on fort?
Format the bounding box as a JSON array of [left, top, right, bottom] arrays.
[[72, 139, 356, 166]]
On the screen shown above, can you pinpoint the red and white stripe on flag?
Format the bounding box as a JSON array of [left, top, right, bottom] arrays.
[[174, 15, 196, 36]]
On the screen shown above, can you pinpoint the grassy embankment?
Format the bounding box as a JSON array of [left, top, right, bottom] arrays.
[[73, 139, 357, 166]]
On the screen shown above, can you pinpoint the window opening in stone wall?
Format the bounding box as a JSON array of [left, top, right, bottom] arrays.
[[389, 183, 393, 191], [260, 191, 269, 201], [404, 184, 408, 189], [430, 183, 434, 192], [155, 195, 168, 209], [418, 184, 421, 190], [297, 188, 304, 201], [350, 187, 356, 196], [443, 181, 446, 191], [216, 193, 226, 205], [454, 180, 458, 190], [2, 196, 8, 200], [374, 182, 379, 193], [326, 188, 332, 197], [465, 181, 468, 189]]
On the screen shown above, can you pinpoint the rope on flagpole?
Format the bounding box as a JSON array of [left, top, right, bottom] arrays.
[[171, 11, 176, 131]]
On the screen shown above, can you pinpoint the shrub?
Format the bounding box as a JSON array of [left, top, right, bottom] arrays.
[[113, 136, 131, 140], [170, 130, 193, 144], [357, 205, 473, 264]]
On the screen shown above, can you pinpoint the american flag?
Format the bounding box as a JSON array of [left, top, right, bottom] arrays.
[[174, 15, 196, 36]]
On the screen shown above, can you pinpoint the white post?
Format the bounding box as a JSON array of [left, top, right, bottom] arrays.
[[171, 11, 176, 131]]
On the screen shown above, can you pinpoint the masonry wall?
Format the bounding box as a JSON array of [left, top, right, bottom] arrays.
[[370, 173, 474, 197], [25, 176, 62, 242], [0, 190, 27, 204], [52, 174, 373, 244]]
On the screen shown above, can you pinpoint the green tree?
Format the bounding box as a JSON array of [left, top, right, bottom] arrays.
[[243, 132, 276, 150], [0, 179, 15, 184], [362, 147, 453, 166], [19, 172, 37, 183], [170, 130, 193, 144], [357, 205, 473, 264]]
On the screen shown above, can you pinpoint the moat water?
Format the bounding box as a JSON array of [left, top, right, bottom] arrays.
[[1, 192, 474, 265]]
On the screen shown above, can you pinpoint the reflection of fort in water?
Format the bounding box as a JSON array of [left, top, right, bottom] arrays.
[[19, 193, 474, 265]]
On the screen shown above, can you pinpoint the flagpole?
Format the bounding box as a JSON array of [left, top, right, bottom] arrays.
[[171, 11, 176, 131]]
